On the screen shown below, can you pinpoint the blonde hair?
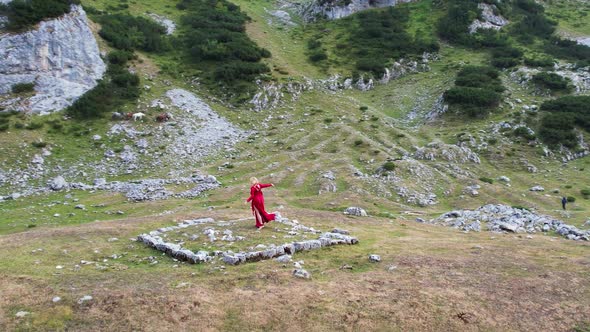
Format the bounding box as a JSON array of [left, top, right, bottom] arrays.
[[250, 177, 259, 185]]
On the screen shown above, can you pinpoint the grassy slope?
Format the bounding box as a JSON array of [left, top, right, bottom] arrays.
[[0, 0, 590, 330]]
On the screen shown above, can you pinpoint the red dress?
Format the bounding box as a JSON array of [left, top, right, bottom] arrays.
[[246, 183, 275, 228]]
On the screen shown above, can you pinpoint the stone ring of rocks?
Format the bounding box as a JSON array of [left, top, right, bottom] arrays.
[[137, 216, 359, 266]]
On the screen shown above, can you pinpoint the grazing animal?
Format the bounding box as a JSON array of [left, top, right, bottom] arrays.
[[132, 112, 145, 121], [111, 112, 123, 120], [156, 113, 171, 122]]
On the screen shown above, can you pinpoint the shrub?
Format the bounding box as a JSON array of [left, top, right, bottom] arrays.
[[350, 7, 438, 76], [359, 106, 368, 111], [538, 96, 590, 147], [532, 72, 570, 91], [0, 123, 8, 132], [524, 57, 555, 68], [513, 126, 536, 140], [98, 14, 169, 52], [14, 122, 24, 129], [67, 63, 140, 119], [479, 177, 494, 184], [11, 82, 35, 93], [309, 50, 328, 62], [25, 121, 44, 130], [581, 189, 590, 198], [354, 139, 363, 146], [444, 66, 504, 118], [567, 196, 576, 203], [31, 141, 47, 148], [383, 161, 396, 171], [179, 0, 271, 90], [1, 0, 80, 31]]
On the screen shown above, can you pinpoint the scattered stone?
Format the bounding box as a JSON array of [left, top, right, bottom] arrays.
[[339, 264, 353, 270], [55, 265, 63, 269], [293, 268, 311, 279], [107, 237, 118, 242], [498, 176, 510, 183], [428, 204, 590, 241], [77, 295, 93, 304], [275, 254, 292, 263], [386, 265, 398, 272], [331, 228, 349, 235], [74, 204, 85, 210], [369, 254, 381, 262], [52, 296, 61, 303], [415, 217, 425, 223], [15, 311, 30, 318], [529, 186, 545, 192], [344, 207, 367, 217], [92, 135, 102, 141]]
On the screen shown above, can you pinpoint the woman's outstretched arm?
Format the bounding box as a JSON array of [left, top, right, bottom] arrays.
[[259, 183, 274, 189]]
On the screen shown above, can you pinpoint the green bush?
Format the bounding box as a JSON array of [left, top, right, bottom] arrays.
[[350, 7, 439, 76], [479, 177, 494, 184], [0, 0, 80, 31], [444, 66, 504, 118], [98, 14, 169, 52], [581, 189, 590, 198], [383, 161, 396, 171], [14, 122, 24, 129], [354, 139, 363, 146], [31, 141, 47, 148], [567, 196, 576, 203], [538, 96, 590, 148], [532, 72, 570, 91], [178, 0, 271, 89], [67, 63, 140, 119], [25, 121, 44, 130], [11, 82, 35, 94], [524, 57, 555, 68], [0, 123, 8, 132], [513, 126, 536, 140]]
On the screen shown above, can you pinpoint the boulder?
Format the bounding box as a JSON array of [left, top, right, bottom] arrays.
[[344, 207, 367, 217], [49, 176, 68, 191], [293, 268, 311, 279], [369, 254, 381, 262]]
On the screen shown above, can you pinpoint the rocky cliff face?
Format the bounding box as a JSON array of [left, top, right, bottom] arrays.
[[0, 5, 105, 114], [300, 0, 414, 21]]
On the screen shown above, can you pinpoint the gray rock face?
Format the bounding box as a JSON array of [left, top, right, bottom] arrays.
[[0, 5, 106, 114], [300, 0, 414, 21], [428, 204, 590, 241], [469, 3, 509, 34], [529, 186, 545, 192]]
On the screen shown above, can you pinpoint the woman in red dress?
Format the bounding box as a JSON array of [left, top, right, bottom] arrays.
[[246, 177, 276, 229]]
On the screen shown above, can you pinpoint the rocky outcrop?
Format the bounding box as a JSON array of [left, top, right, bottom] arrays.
[[469, 3, 508, 34], [428, 204, 590, 241], [300, 0, 414, 21], [0, 5, 106, 114], [413, 142, 481, 164], [576, 37, 590, 47], [250, 54, 434, 111], [147, 13, 176, 35], [510, 65, 590, 94]]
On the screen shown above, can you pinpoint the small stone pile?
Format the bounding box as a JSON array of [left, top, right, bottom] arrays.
[[428, 204, 589, 241]]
